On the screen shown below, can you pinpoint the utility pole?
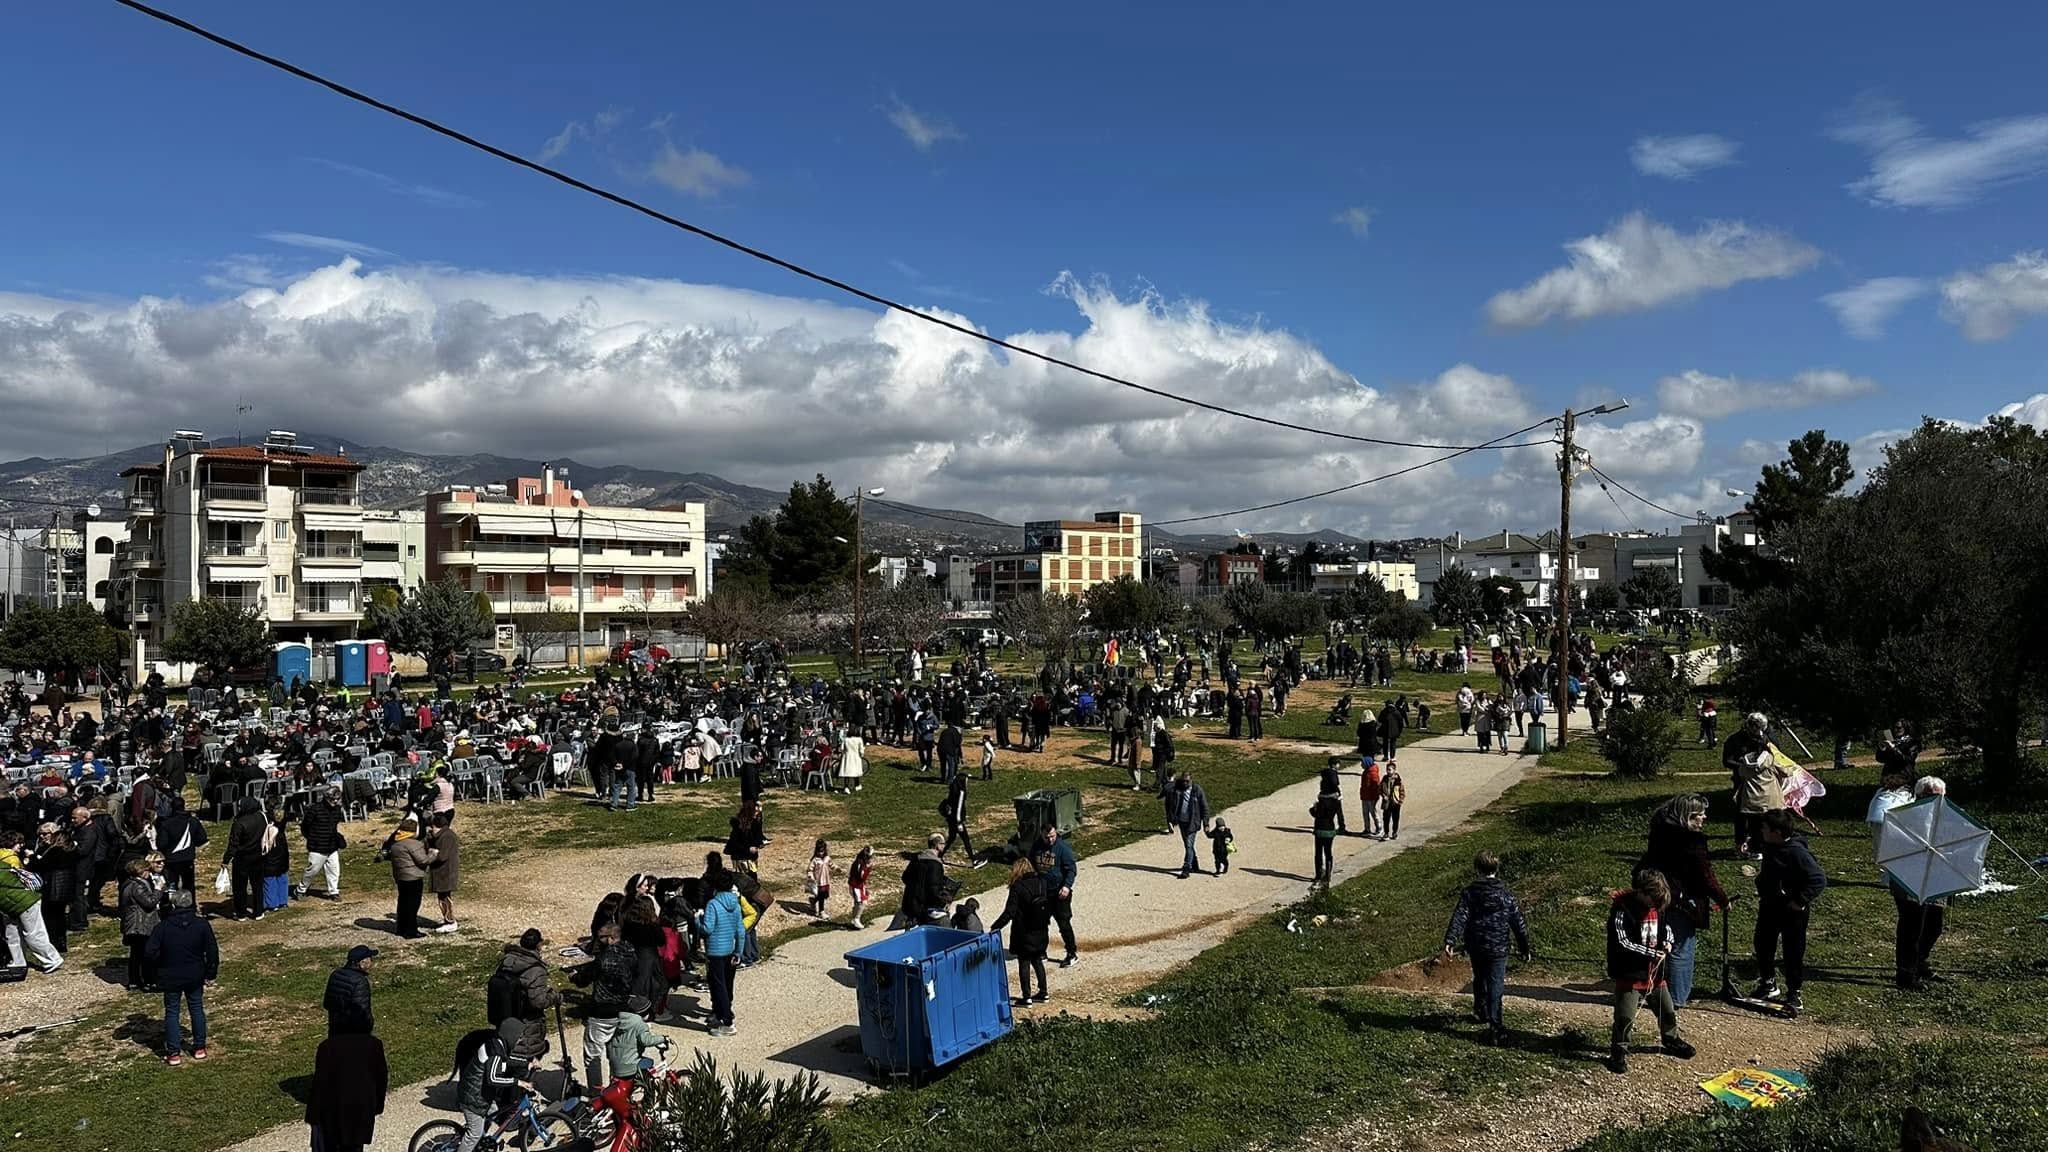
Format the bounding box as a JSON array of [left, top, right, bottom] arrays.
[[852, 487, 865, 676], [574, 507, 587, 670], [1554, 409, 1576, 752], [5, 516, 14, 620]]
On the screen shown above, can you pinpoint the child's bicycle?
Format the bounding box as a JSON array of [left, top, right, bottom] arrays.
[[581, 1041, 689, 1151], [406, 1081, 589, 1151]]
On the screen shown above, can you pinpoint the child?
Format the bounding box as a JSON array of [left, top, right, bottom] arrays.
[[979, 734, 996, 781], [1442, 850, 1531, 1045], [119, 853, 165, 990], [807, 839, 832, 918], [950, 896, 984, 934], [1753, 808, 1825, 1014], [1309, 792, 1342, 886], [1416, 700, 1432, 732], [1208, 818, 1234, 875], [606, 996, 670, 1083], [1381, 764, 1406, 840], [847, 845, 872, 930], [1358, 755, 1383, 839], [1605, 868, 1695, 1074]]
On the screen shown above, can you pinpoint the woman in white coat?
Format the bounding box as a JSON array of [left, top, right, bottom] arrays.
[[835, 725, 865, 793]]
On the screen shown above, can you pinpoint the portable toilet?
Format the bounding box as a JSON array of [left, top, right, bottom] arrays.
[[336, 641, 369, 687], [272, 642, 312, 690], [365, 640, 391, 679]]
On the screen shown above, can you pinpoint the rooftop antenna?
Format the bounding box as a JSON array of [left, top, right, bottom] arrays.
[[234, 397, 254, 445]]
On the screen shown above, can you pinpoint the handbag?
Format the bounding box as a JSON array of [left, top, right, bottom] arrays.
[[213, 864, 232, 895]]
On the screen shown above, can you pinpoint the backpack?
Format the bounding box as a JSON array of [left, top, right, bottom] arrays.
[[485, 966, 524, 1026]]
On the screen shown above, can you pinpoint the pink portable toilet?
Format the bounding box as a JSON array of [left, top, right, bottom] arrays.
[[365, 640, 392, 678]]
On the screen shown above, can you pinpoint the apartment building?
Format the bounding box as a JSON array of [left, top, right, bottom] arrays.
[[361, 509, 427, 597], [423, 466, 704, 636], [1413, 531, 1599, 609], [1308, 560, 1420, 602], [974, 511, 1144, 602], [120, 430, 370, 651], [62, 513, 130, 613]]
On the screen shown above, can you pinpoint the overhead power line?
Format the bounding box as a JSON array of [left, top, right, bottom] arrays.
[[1584, 463, 1693, 521], [113, 0, 1552, 454]]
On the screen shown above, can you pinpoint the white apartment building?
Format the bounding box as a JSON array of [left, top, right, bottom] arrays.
[[424, 467, 704, 643], [121, 431, 369, 653], [62, 514, 130, 613], [1414, 531, 1600, 609], [1308, 560, 1420, 602], [361, 509, 427, 597]]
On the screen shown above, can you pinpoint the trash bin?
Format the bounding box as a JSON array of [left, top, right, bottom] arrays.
[[845, 925, 1012, 1079], [1012, 787, 1082, 844], [1523, 721, 1548, 755]]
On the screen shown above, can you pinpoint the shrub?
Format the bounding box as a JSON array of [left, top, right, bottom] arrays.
[[642, 1052, 833, 1152], [1600, 707, 1674, 778]]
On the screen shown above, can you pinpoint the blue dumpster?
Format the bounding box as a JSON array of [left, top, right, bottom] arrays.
[[845, 926, 1012, 1078], [336, 641, 368, 687], [272, 642, 311, 689]]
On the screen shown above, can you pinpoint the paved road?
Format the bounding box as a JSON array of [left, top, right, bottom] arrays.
[[229, 731, 1533, 1152]]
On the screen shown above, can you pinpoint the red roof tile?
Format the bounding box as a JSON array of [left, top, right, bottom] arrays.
[[198, 445, 364, 470]]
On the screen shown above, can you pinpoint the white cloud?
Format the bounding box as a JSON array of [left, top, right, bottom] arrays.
[[538, 106, 628, 161], [1333, 206, 1373, 239], [1835, 99, 2048, 209], [1630, 134, 1740, 180], [259, 232, 393, 258], [1994, 393, 2048, 428], [1485, 212, 1819, 328], [648, 143, 750, 198], [1820, 277, 1928, 339], [886, 96, 962, 152], [1657, 368, 1879, 421], [0, 260, 1600, 538], [1940, 251, 2048, 341], [1572, 415, 1707, 478], [305, 158, 475, 208]]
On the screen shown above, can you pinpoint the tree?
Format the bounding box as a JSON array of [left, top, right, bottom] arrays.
[[0, 602, 125, 681], [681, 586, 786, 670], [1082, 575, 1169, 633], [1257, 592, 1327, 643], [1348, 573, 1390, 624], [377, 576, 494, 673], [1704, 429, 1855, 595], [1221, 580, 1269, 637], [1430, 564, 1479, 626], [1619, 566, 1680, 610], [1601, 707, 1675, 778], [998, 592, 1087, 668], [866, 580, 950, 664], [725, 475, 859, 601], [1478, 574, 1526, 618], [1584, 583, 1623, 614], [508, 607, 581, 665], [160, 598, 267, 674], [1369, 602, 1432, 661]]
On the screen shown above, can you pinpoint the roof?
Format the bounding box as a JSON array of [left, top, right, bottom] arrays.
[[120, 463, 165, 477], [1460, 531, 1548, 554], [196, 445, 364, 471]]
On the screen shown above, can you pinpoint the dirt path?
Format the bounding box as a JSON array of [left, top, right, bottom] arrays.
[[226, 731, 1536, 1152], [1305, 965, 1862, 1152]]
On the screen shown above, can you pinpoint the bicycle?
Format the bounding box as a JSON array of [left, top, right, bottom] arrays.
[[406, 1081, 586, 1151], [581, 1041, 688, 1152]]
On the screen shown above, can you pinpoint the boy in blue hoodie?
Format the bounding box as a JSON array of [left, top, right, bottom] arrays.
[[1442, 851, 1531, 1045]]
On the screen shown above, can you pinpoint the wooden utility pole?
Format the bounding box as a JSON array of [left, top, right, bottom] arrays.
[[852, 487, 866, 676], [1554, 409, 1576, 751], [574, 507, 587, 670]]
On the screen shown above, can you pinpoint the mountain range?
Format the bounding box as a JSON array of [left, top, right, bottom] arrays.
[[0, 434, 1398, 556]]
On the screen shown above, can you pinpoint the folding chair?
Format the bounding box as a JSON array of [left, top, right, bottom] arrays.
[[481, 764, 505, 804], [212, 782, 242, 821], [801, 754, 833, 792]]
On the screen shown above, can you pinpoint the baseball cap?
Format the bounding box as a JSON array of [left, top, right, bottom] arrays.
[[347, 944, 379, 965]]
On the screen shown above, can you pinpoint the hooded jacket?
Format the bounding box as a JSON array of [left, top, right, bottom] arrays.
[[1443, 875, 1531, 959]]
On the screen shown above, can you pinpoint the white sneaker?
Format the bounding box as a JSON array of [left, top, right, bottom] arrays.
[[435, 921, 460, 934], [851, 919, 864, 930]]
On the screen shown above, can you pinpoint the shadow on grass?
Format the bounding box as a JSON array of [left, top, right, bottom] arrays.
[[1098, 861, 1185, 877], [1241, 867, 1315, 883]]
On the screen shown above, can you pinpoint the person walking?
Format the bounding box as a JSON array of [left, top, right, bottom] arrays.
[[1036, 822, 1080, 966], [159, 796, 206, 895], [937, 722, 963, 784], [381, 816, 435, 940], [323, 944, 377, 1036], [698, 872, 744, 1036], [939, 772, 980, 866], [1165, 771, 1210, 880], [1150, 717, 1176, 796], [118, 854, 165, 990], [1635, 794, 1728, 1006], [146, 888, 219, 1065], [260, 807, 292, 914], [1455, 684, 1475, 735], [847, 845, 873, 930], [1309, 791, 1341, 887], [1381, 764, 1406, 840], [979, 733, 996, 782], [579, 921, 635, 1084], [297, 786, 346, 900], [429, 811, 461, 934], [1604, 869, 1695, 1074], [1751, 809, 1825, 1016], [989, 855, 1054, 1005], [1318, 759, 1348, 836], [221, 797, 267, 921], [0, 832, 62, 973], [1106, 697, 1129, 766], [1443, 851, 1532, 1045], [305, 1024, 388, 1152], [1357, 755, 1383, 839], [1379, 698, 1405, 761]]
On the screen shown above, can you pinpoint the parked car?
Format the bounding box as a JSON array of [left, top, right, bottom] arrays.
[[463, 649, 508, 673], [608, 638, 671, 664]]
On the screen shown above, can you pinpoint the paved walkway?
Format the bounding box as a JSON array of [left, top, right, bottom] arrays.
[[230, 732, 1533, 1151]]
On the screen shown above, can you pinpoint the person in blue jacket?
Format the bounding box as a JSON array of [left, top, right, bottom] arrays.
[[1442, 851, 1532, 1044], [697, 872, 744, 1037], [145, 887, 219, 1065]]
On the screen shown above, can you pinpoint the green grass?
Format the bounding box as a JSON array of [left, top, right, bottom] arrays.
[[828, 732, 2048, 1152]]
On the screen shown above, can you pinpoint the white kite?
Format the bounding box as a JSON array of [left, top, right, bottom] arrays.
[[1877, 796, 1993, 902]]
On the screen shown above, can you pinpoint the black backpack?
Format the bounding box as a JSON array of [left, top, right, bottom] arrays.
[[485, 966, 523, 1025]]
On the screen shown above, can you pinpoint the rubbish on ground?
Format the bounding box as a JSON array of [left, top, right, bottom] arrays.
[[1700, 1067, 1810, 1109], [1958, 871, 2018, 897]]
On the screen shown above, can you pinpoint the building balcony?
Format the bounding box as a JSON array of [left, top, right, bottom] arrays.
[[207, 594, 265, 614], [129, 601, 162, 622], [296, 488, 360, 507], [295, 596, 362, 619], [125, 495, 159, 515], [203, 541, 266, 562], [121, 548, 159, 571], [203, 483, 266, 506], [298, 543, 362, 562]]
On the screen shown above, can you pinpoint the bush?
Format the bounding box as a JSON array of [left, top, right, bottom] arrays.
[[1600, 707, 1674, 778], [641, 1052, 833, 1152]]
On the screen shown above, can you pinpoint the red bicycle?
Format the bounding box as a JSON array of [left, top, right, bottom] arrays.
[[581, 1041, 688, 1151]]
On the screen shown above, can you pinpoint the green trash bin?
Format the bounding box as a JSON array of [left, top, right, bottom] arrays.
[[1523, 721, 1548, 755], [1012, 788, 1082, 844]]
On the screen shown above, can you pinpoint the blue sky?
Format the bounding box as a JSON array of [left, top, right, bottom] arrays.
[[3, 3, 2045, 535]]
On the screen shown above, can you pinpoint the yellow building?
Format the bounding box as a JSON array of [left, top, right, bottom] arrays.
[[982, 511, 1144, 601]]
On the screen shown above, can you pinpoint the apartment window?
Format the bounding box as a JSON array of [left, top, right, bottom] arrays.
[[1089, 537, 1102, 556], [273, 575, 289, 596], [1089, 561, 1103, 580], [407, 545, 417, 558], [272, 520, 289, 542], [1068, 559, 1083, 579]]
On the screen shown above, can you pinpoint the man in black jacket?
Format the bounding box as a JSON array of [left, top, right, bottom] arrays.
[[634, 730, 660, 804], [939, 773, 981, 865], [1378, 700, 1405, 761], [937, 723, 963, 784], [1752, 810, 1826, 1015], [323, 944, 377, 1036], [299, 787, 346, 899], [893, 834, 950, 928]]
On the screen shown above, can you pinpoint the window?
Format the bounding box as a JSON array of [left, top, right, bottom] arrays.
[[1089, 537, 1102, 556], [273, 521, 289, 542], [1089, 561, 1103, 580], [407, 545, 417, 558], [273, 575, 290, 596], [93, 580, 109, 599], [94, 538, 114, 555], [1066, 535, 1081, 555]]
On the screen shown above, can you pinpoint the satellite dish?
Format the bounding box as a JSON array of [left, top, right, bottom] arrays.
[[85, 502, 102, 518]]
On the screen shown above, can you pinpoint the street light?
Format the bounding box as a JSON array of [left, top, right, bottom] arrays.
[[1725, 488, 1750, 499]]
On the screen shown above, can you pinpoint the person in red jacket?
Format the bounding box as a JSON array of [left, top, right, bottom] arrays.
[[1605, 869, 1695, 1075]]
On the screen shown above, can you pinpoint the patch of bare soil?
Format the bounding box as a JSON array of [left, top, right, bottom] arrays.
[[1302, 971, 1865, 1152]]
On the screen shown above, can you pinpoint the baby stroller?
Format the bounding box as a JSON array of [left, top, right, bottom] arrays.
[[1326, 693, 1353, 726]]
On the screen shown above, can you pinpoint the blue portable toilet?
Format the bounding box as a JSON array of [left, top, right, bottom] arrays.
[[845, 925, 1012, 1079], [336, 641, 369, 687], [272, 642, 312, 689]]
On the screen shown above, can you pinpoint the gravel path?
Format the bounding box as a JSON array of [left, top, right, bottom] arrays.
[[227, 732, 1533, 1152]]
